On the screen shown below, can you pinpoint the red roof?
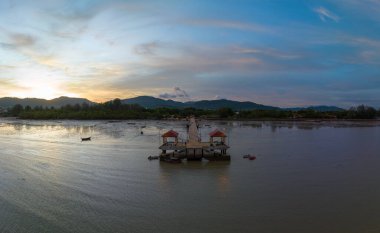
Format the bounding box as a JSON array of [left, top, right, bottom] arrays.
[[209, 129, 226, 137], [162, 130, 179, 137]]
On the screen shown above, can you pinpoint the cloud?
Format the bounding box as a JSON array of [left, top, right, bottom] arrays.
[[0, 42, 14, 49], [134, 41, 161, 55], [159, 87, 190, 100], [174, 87, 189, 98], [0, 33, 37, 50], [0, 32, 63, 69], [349, 37, 380, 48], [158, 93, 177, 99], [0, 32, 64, 69], [135, 43, 266, 73], [0, 65, 15, 70], [185, 19, 271, 32], [213, 95, 227, 100], [37, 1, 105, 39], [233, 46, 302, 60], [0, 78, 26, 96], [336, 0, 380, 21], [314, 7, 340, 22], [10, 33, 36, 46]]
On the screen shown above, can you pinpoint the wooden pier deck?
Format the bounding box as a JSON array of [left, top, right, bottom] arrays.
[[187, 117, 202, 148], [159, 116, 230, 161]]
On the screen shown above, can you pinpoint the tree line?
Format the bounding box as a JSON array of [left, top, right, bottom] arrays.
[[1, 99, 379, 120]]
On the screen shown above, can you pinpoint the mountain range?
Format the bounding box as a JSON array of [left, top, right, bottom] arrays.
[[0, 95, 345, 111], [121, 96, 279, 110], [0, 96, 94, 109], [284, 106, 344, 112]]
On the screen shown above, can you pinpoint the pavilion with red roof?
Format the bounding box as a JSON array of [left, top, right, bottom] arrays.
[[209, 129, 227, 144], [162, 130, 179, 144]]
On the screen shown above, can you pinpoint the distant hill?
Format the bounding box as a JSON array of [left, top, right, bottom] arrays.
[[122, 96, 345, 111], [186, 99, 278, 110], [121, 96, 278, 110], [0, 96, 94, 108], [285, 106, 345, 112], [0, 95, 345, 112], [121, 96, 184, 108]]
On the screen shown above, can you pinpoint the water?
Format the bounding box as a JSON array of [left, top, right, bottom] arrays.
[[1, 119, 380, 233]]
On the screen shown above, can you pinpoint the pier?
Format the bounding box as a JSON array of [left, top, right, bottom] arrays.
[[159, 117, 230, 161]]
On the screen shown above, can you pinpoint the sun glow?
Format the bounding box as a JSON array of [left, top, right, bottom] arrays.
[[29, 85, 59, 100], [10, 82, 77, 100], [5, 63, 80, 100]]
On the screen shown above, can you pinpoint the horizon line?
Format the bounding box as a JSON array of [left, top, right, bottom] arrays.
[[2, 95, 376, 110]]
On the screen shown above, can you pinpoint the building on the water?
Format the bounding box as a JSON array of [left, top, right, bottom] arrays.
[[159, 117, 230, 161]]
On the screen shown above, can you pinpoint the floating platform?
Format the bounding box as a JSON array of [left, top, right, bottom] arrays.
[[159, 117, 230, 162]]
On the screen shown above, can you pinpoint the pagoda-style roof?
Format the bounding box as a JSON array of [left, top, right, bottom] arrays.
[[162, 130, 179, 137], [209, 129, 226, 137]]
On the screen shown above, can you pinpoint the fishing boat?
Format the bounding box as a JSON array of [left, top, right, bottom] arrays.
[[81, 137, 91, 141], [163, 157, 181, 163], [148, 155, 159, 160], [243, 154, 256, 160]]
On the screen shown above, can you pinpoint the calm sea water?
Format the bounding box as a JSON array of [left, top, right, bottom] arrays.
[[1, 119, 380, 233]]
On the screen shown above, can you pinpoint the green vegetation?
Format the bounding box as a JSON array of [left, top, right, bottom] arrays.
[[1, 99, 379, 120], [346, 105, 378, 119]]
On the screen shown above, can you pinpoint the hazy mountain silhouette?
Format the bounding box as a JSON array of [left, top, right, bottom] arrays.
[[186, 99, 278, 110], [121, 96, 184, 108], [0, 96, 94, 108], [122, 96, 345, 111], [0, 95, 344, 111], [285, 106, 345, 112], [122, 96, 278, 110]]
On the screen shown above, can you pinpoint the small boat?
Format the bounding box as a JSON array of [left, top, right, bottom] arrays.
[[81, 137, 91, 141], [148, 155, 159, 160], [164, 157, 181, 163], [248, 155, 256, 160], [243, 154, 250, 159]]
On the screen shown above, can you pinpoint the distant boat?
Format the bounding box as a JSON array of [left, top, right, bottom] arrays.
[[243, 154, 256, 160], [81, 137, 91, 141], [148, 155, 159, 160], [163, 157, 181, 163]]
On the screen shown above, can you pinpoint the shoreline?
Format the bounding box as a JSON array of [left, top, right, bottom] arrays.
[[1, 116, 379, 122]]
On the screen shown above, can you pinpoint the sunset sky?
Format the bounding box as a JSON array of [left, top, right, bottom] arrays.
[[1, 0, 380, 107]]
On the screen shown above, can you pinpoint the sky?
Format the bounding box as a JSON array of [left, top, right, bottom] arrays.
[[0, 0, 380, 108]]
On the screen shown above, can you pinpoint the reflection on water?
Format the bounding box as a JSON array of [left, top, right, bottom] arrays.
[[1, 118, 380, 233]]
